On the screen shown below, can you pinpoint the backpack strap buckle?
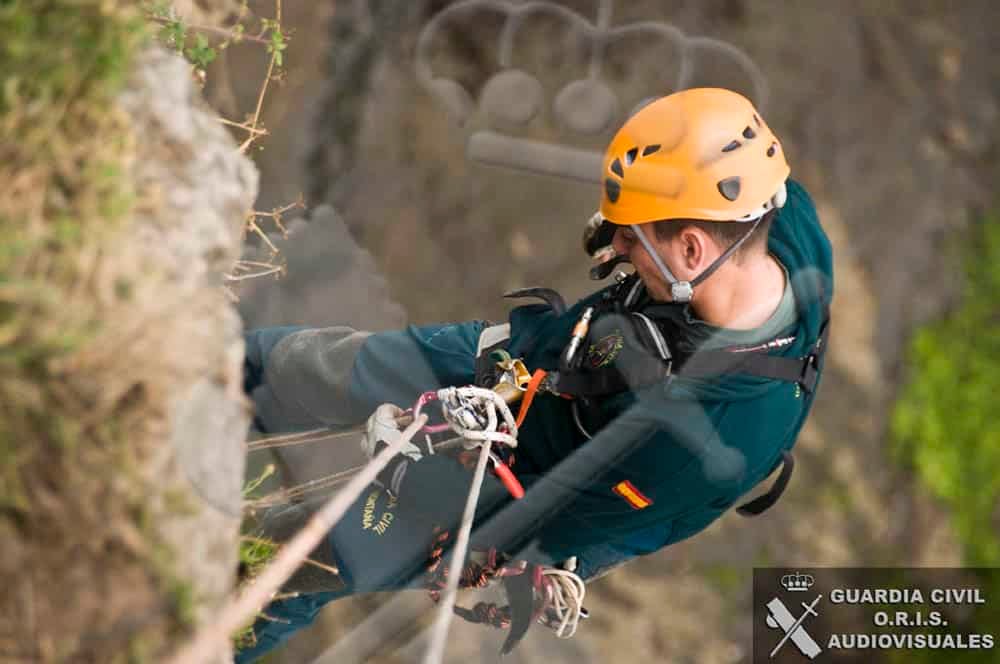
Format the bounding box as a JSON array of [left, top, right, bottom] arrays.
[[798, 315, 830, 395], [799, 353, 820, 394]]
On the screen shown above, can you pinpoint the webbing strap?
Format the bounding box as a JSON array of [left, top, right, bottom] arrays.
[[735, 451, 794, 517], [515, 369, 547, 429], [552, 348, 816, 398], [679, 317, 829, 395], [554, 310, 830, 398], [679, 350, 817, 392]]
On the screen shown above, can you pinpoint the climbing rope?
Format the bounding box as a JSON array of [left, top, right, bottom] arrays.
[[423, 434, 492, 664], [423, 385, 520, 664], [246, 426, 361, 452], [245, 435, 468, 511], [164, 413, 430, 664]]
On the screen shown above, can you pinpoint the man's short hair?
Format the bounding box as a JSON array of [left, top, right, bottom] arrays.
[[652, 209, 777, 262]]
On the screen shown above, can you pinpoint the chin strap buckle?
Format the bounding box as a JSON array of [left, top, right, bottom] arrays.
[[670, 280, 693, 302]]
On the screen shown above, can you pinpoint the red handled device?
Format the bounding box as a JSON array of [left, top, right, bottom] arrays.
[[491, 456, 525, 499]]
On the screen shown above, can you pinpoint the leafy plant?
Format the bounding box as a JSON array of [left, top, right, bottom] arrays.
[[185, 33, 217, 70], [891, 212, 1000, 565], [262, 18, 287, 67], [888, 212, 1000, 663]]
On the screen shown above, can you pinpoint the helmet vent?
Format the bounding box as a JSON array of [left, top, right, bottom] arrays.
[[722, 140, 741, 153], [610, 158, 624, 177], [767, 142, 778, 157], [717, 176, 741, 201], [642, 144, 661, 156], [605, 178, 622, 203], [625, 147, 639, 165], [753, 114, 761, 127], [742, 126, 756, 139]]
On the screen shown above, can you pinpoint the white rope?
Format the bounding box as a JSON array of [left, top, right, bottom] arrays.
[[435, 387, 586, 645], [246, 426, 359, 451], [164, 414, 429, 664], [422, 440, 491, 664], [541, 568, 586, 638], [246, 435, 469, 511], [423, 386, 520, 664]]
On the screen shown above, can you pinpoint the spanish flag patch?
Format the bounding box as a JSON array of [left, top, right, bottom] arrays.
[[612, 480, 652, 510]]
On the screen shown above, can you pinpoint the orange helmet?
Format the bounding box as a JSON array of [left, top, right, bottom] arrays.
[[599, 88, 789, 225]]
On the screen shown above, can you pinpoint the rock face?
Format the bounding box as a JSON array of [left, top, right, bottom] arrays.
[[118, 46, 257, 660], [0, 44, 255, 662]]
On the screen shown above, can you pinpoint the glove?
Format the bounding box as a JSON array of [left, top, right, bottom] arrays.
[[581, 212, 617, 260], [582, 212, 629, 280], [361, 403, 423, 462]]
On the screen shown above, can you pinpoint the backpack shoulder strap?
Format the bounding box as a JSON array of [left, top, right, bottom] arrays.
[[735, 450, 794, 517], [677, 307, 830, 394]]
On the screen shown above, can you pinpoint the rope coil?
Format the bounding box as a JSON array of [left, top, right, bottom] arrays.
[[540, 568, 586, 638]]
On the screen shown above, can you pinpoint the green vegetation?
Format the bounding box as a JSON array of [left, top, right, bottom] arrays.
[[231, 463, 281, 651], [889, 213, 1000, 662], [148, 2, 224, 71], [0, 0, 147, 508], [146, 1, 287, 74], [0, 1, 183, 659], [233, 534, 279, 650], [892, 213, 1000, 565], [2, 1, 289, 659]]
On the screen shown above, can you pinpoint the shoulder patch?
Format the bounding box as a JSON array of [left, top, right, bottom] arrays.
[[587, 329, 625, 368], [612, 480, 652, 510]]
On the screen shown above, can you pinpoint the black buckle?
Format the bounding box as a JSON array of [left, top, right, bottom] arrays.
[[799, 354, 819, 394]]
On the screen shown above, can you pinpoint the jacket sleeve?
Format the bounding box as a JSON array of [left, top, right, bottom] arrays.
[[244, 321, 487, 433]]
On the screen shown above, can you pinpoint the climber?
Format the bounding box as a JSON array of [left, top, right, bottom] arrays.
[[237, 87, 833, 662]]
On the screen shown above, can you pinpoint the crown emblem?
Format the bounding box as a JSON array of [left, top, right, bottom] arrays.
[[415, 0, 766, 183], [781, 572, 815, 592]]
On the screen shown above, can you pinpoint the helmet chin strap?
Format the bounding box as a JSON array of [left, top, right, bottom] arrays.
[[633, 214, 765, 304], [629, 182, 787, 303]]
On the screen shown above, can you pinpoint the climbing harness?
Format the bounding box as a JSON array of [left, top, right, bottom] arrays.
[[495, 273, 831, 518]]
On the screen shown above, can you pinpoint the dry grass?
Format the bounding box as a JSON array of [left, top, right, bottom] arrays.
[[0, 3, 209, 660]]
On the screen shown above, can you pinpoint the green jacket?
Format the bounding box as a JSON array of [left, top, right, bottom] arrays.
[[460, 179, 829, 573]]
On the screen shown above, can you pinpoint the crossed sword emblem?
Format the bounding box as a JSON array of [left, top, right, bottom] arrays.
[[766, 594, 823, 659]]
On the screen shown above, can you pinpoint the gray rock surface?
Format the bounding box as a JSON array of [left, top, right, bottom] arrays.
[[120, 46, 257, 662]]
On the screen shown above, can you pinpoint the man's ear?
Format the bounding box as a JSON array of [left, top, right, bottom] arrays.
[[678, 226, 708, 269]]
